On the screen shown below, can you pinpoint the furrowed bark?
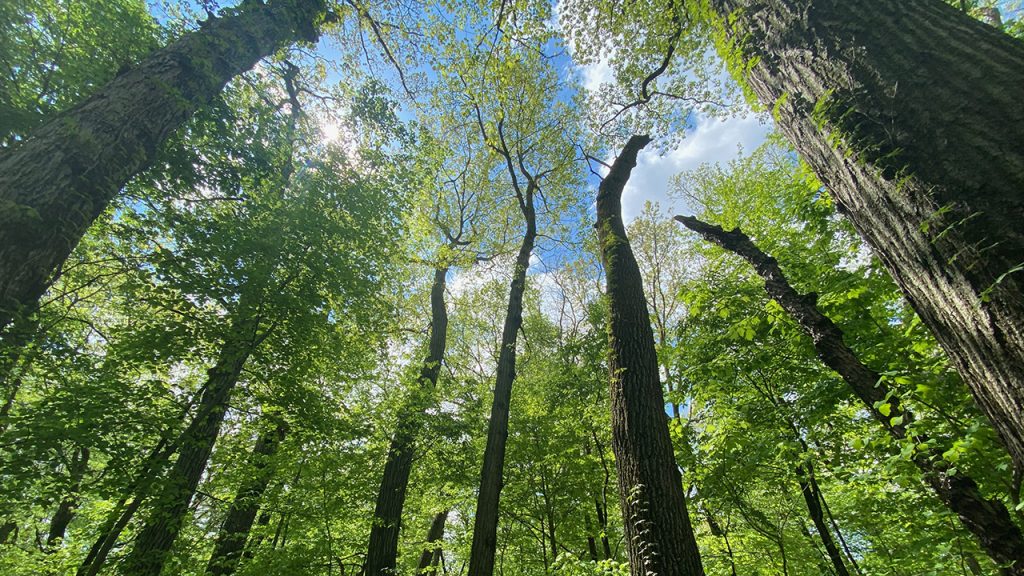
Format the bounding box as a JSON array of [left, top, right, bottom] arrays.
[[365, 265, 450, 576], [121, 319, 257, 576], [0, 0, 329, 331], [598, 136, 705, 576], [705, 0, 1024, 475], [205, 420, 287, 576], [467, 184, 537, 576], [416, 510, 449, 575], [677, 215, 1024, 573]]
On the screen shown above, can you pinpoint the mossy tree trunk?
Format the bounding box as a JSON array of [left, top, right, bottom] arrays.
[[0, 0, 328, 332], [705, 0, 1024, 475]]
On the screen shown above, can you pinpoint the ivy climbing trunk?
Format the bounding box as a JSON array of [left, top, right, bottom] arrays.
[[365, 265, 450, 576], [120, 316, 259, 576], [0, 0, 329, 331], [205, 420, 287, 576], [467, 185, 537, 576], [704, 0, 1024, 474], [597, 136, 705, 576], [677, 215, 1024, 573]]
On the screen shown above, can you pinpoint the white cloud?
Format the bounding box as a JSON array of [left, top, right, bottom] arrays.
[[620, 112, 773, 222]]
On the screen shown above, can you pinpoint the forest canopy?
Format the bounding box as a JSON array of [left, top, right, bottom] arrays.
[[1, 1, 1023, 575]]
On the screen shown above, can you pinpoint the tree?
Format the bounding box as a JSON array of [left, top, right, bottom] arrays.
[[696, 0, 1024, 476], [596, 134, 705, 576], [0, 0, 331, 332], [678, 214, 1024, 573]]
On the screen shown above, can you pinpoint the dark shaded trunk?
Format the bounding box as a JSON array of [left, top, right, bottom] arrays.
[[705, 0, 1024, 477], [597, 136, 704, 576], [121, 322, 257, 576], [796, 464, 849, 576], [596, 499, 613, 560], [704, 511, 738, 576], [584, 512, 599, 561], [77, 391, 209, 576], [45, 446, 90, 548], [205, 420, 287, 576], [467, 185, 537, 576], [416, 510, 449, 575], [365, 265, 450, 576], [677, 215, 1024, 573], [0, 0, 329, 330]]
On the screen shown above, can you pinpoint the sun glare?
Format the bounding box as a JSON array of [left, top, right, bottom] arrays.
[[321, 122, 341, 143]]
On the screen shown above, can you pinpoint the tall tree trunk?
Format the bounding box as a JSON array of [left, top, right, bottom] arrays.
[[584, 512, 600, 561], [416, 510, 449, 575], [467, 186, 537, 576], [45, 446, 91, 548], [677, 215, 1024, 573], [796, 464, 849, 576], [597, 136, 705, 576], [705, 0, 1024, 475], [365, 265, 451, 576], [120, 319, 258, 576], [205, 420, 287, 576], [0, 0, 329, 331]]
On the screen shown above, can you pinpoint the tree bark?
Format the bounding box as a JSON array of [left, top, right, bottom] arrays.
[[677, 215, 1024, 573], [597, 135, 705, 576], [365, 265, 450, 576], [205, 420, 287, 576], [0, 0, 329, 331], [45, 446, 91, 548], [416, 510, 449, 575], [705, 0, 1024, 476], [796, 464, 850, 576], [120, 320, 257, 576], [467, 184, 537, 576]]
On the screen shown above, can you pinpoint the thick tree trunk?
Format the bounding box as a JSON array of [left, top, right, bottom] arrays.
[[796, 464, 849, 576], [706, 0, 1024, 475], [45, 446, 91, 548], [597, 136, 705, 576], [0, 0, 329, 331], [467, 189, 537, 576], [365, 266, 450, 576], [416, 510, 449, 575], [120, 323, 256, 576], [205, 420, 287, 576], [677, 215, 1024, 573]]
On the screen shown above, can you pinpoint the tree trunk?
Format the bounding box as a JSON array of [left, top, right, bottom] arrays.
[[677, 215, 1024, 573], [205, 420, 287, 576], [467, 187, 537, 576], [120, 321, 257, 576], [0, 0, 329, 331], [796, 464, 850, 576], [416, 510, 449, 575], [365, 265, 451, 576], [705, 0, 1024, 476], [597, 135, 705, 576], [45, 446, 91, 548]]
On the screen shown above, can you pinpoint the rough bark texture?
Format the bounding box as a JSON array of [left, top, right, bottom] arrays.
[[121, 324, 256, 576], [706, 0, 1024, 475], [365, 266, 450, 576], [0, 0, 328, 331], [45, 446, 91, 548], [205, 421, 286, 576], [467, 187, 537, 576], [677, 215, 1024, 573], [598, 136, 705, 576], [796, 464, 849, 576], [416, 510, 449, 575]]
